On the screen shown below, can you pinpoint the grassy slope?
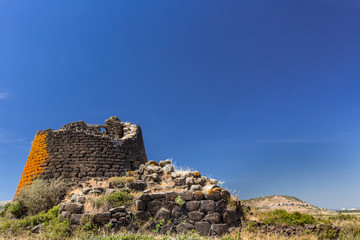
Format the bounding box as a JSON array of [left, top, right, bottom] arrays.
[[241, 195, 331, 214]]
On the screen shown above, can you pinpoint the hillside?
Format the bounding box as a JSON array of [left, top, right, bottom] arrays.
[[241, 195, 334, 214]]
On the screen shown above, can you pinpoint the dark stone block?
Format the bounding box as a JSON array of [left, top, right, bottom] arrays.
[[176, 223, 195, 234], [212, 224, 229, 235], [195, 221, 211, 236]]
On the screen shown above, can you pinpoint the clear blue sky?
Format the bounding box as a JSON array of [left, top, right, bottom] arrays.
[[1, 0, 360, 209]]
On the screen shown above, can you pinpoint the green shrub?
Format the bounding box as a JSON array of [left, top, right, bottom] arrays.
[[0, 204, 68, 236], [261, 209, 316, 226], [175, 196, 185, 206], [0, 203, 11, 217], [40, 217, 71, 240], [9, 201, 25, 218], [329, 213, 358, 221], [338, 223, 360, 240], [105, 191, 133, 208], [318, 224, 338, 240], [227, 197, 237, 210], [16, 178, 68, 216]]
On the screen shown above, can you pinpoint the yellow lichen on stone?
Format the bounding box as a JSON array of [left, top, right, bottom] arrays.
[[126, 171, 135, 177], [148, 160, 159, 166], [208, 187, 222, 194], [193, 171, 201, 178], [14, 132, 49, 198]]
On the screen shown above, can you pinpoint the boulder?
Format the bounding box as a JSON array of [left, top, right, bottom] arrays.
[[59, 203, 84, 214], [112, 212, 127, 219], [190, 185, 202, 191], [170, 172, 180, 179], [194, 177, 206, 186], [222, 210, 239, 224], [138, 193, 152, 201], [165, 191, 178, 201], [135, 211, 151, 221], [174, 177, 186, 186], [109, 206, 126, 214], [147, 200, 162, 214], [150, 173, 161, 182], [71, 194, 85, 204], [105, 189, 117, 195], [146, 161, 159, 166], [204, 212, 221, 224], [135, 200, 146, 211], [69, 214, 83, 225], [32, 224, 42, 233], [162, 164, 174, 174], [176, 223, 195, 234], [209, 179, 218, 185], [205, 191, 221, 201], [139, 164, 145, 174], [192, 171, 201, 178], [150, 192, 165, 200], [212, 224, 229, 235], [60, 211, 70, 221], [155, 208, 171, 222], [215, 199, 227, 212], [200, 200, 215, 213], [186, 201, 200, 212], [186, 177, 194, 186], [127, 181, 147, 191], [188, 211, 204, 222], [220, 190, 231, 200], [171, 205, 186, 218], [179, 190, 193, 201], [195, 221, 211, 236], [194, 191, 204, 200], [93, 212, 111, 225]]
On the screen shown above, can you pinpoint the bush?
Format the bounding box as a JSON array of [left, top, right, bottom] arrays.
[[261, 209, 316, 226], [339, 223, 360, 240], [227, 197, 237, 210], [175, 196, 185, 206], [329, 214, 358, 221], [0, 203, 11, 217], [9, 201, 25, 218], [0, 204, 70, 238], [105, 191, 133, 208], [16, 178, 68, 216], [318, 224, 339, 240], [40, 217, 71, 240]]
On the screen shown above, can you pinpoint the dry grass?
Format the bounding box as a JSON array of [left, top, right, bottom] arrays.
[[238, 229, 318, 240], [108, 176, 135, 184]]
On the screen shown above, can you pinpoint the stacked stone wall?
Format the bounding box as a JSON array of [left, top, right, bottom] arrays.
[[15, 117, 147, 197], [59, 160, 244, 236]]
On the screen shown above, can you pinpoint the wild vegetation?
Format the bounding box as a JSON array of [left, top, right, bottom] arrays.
[[2, 174, 360, 239]]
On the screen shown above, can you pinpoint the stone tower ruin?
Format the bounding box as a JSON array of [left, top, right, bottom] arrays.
[[15, 117, 147, 196]]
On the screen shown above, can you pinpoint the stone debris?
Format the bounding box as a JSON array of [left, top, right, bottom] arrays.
[[59, 160, 244, 236]]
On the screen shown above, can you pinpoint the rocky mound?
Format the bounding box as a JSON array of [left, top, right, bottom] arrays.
[[60, 160, 243, 236], [241, 195, 333, 214]]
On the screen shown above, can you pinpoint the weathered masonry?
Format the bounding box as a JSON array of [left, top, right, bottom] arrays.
[[15, 117, 147, 196]]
